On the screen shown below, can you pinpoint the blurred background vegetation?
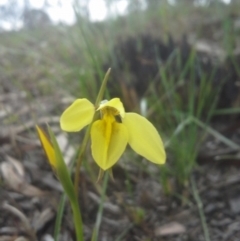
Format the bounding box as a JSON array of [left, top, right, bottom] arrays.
[[1, 0, 240, 191]]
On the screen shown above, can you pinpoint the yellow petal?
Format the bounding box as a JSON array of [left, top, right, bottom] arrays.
[[91, 119, 128, 170], [36, 125, 56, 169], [98, 98, 125, 118], [60, 98, 95, 132], [122, 113, 166, 164]]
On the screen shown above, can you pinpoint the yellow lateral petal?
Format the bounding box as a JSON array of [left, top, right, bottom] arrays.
[[122, 113, 166, 164], [91, 120, 128, 170], [60, 98, 95, 132], [36, 125, 56, 169], [98, 98, 125, 118]]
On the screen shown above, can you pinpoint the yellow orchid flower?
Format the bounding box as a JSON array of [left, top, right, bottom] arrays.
[[60, 98, 166, 170]]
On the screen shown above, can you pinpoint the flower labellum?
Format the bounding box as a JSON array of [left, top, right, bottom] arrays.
[[60, 98, 166, 170]]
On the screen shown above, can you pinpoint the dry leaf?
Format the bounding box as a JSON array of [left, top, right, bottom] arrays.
[[14, 237, 30, 241], [0, 236, 15, 241], [32, 208, 55, 231], [6, 155, 25, 177], [154, 222, 186, 236], [0, 156, 46, 196]]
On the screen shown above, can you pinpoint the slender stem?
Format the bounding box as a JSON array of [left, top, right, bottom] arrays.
[[71, 197, 84, 241], [74, 123, 92, 196], [91, 172, 109, 241], [54, 194, 67, 241], [94, 68, 111, 106], [74, 69, 111, 197], [191, 176, 210, 241]]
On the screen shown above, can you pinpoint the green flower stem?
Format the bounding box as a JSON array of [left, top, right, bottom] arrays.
[[54, 193, 84, 241], [94, 68, 111, 106], [91, 172, 109, 241], [83, 157, 102, 195], [54, 193, 67, 241], [74, 122, 92, 196], [74, 68, 111, 197], [71, 197, 84, 241]]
